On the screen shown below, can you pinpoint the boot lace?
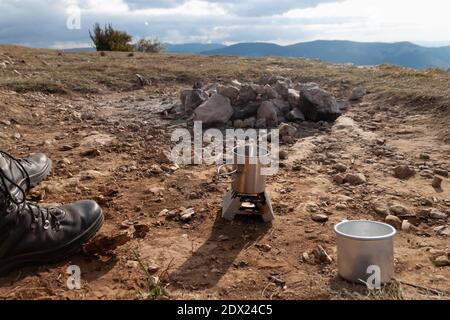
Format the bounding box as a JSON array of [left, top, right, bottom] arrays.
[[0, 151, 31, 191], [0, 154, 61, 231]]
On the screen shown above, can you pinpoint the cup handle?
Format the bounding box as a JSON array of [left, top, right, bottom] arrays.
[[217, 164, 237, 177]]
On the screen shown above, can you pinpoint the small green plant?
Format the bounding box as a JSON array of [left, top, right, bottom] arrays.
[[89, 23, 133, 52], [135, 38, 163, 53], [133, 250, 173, 300]]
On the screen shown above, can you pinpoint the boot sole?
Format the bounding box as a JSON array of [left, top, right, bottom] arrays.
[[0, 210, 104, 277]]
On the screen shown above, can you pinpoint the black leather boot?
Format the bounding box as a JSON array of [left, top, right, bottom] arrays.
[[0, 167, 104, 276], [0, 151, 52, 197]]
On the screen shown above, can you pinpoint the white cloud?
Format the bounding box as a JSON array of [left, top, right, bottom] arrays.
[[283, 0, 450, 42], [130, 0, 228, 17], [0, 0, 449, 48]]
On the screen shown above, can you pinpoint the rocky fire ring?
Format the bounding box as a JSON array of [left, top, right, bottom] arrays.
[[167, 75, 360, 144]]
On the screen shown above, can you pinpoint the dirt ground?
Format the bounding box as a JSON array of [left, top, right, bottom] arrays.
[[0, 46, 449, 300]]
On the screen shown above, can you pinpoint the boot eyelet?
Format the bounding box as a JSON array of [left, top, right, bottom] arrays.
[[43, 220, 50, 230]]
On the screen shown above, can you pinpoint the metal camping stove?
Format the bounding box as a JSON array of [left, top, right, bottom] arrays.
[[217, 145, 274, 222]]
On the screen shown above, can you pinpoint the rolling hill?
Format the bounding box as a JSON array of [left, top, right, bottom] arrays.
[[201, 40, 450, 69], [164, 43, 226, 53]]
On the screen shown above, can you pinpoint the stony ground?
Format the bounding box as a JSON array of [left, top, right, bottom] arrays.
[[0, 46, 449, 300]]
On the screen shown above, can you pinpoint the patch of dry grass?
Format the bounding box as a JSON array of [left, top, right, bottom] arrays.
[[1, 44, 449, 117]]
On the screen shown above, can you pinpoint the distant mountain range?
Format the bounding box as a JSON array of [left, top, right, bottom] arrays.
[[164, 43, 226, 53], [64, 40, 450, 69], [200, 40, 450, 69]]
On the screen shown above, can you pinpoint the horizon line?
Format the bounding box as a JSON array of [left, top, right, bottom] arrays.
[[2, 39, 450, 50]]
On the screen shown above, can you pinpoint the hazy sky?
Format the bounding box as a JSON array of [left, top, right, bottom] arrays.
[[0, 0, 449, 48]]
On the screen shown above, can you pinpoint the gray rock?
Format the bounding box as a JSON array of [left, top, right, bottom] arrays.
[[259, 75, 286, 85], [257, 101, 278, 127], [193, 94, 234, 125], [287, 89, 300, 108], [180, 208, 195, 222], [251, 84, 266, 95], [401, 220, 412, 232], [332, 163, 347, 173], [373, 202, 390, 216], [415, 208, 431, 219], [285, 108, 305, 122], [193, 80, 203, 89], [311, 213, 328, 223], [282, 135, 295, 144], [279, 123, 297, 137], [301, 82, 319, 90], [279, 150, 289, 160], [419, 153, 430, 160], [264, 84, 279, 99], [146, 164, 162, 175], [433, 255, 450, 267], [256, 243, 272, 252], [255, 118, 267, 129], [274, 81, 289, 99], [217, 84, 239, 100], [243, 117, 256, 128], [385, 215, 402, 230], [217, 234, 229, 241], [181, 89, 208, 114], [389, 204, 409, 216], [337, 100, 351, 111], [300, 86, 341, 122], [230, 79, 242, 87], [432, 176, 443, 189], [293, 82, 303, 91], [434, 169, 449, 178], [233, 119, 245, 128], [204, 83, 218, 96], [349, 86, 365, 101], [258, 74, 272, 85], [393, 165, 415, 180], [238, 85, 257, 103], [178, 90, 192, 104], [429, 208, 447, 220], [285, 78, 293, 88], [438, 227, 450, 236], [233, 102, 260, 120], [420, 169, 434, 178], [344, 173, 366, 185], [156, 149, 172, 164], [126, 260, 139, 268], [271, 98, 290, 116], [333, 174, 345, 185]]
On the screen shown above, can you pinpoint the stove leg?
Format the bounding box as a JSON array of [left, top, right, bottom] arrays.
[[222, 190, 241, 221], [259, 191, 275, 223]]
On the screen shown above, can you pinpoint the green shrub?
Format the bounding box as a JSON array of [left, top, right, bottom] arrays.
[[135, 38, 163, 53], [89, 23, 133, 52]]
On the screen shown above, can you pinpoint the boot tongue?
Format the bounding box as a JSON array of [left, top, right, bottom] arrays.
[[24, 202, 65, 231]]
